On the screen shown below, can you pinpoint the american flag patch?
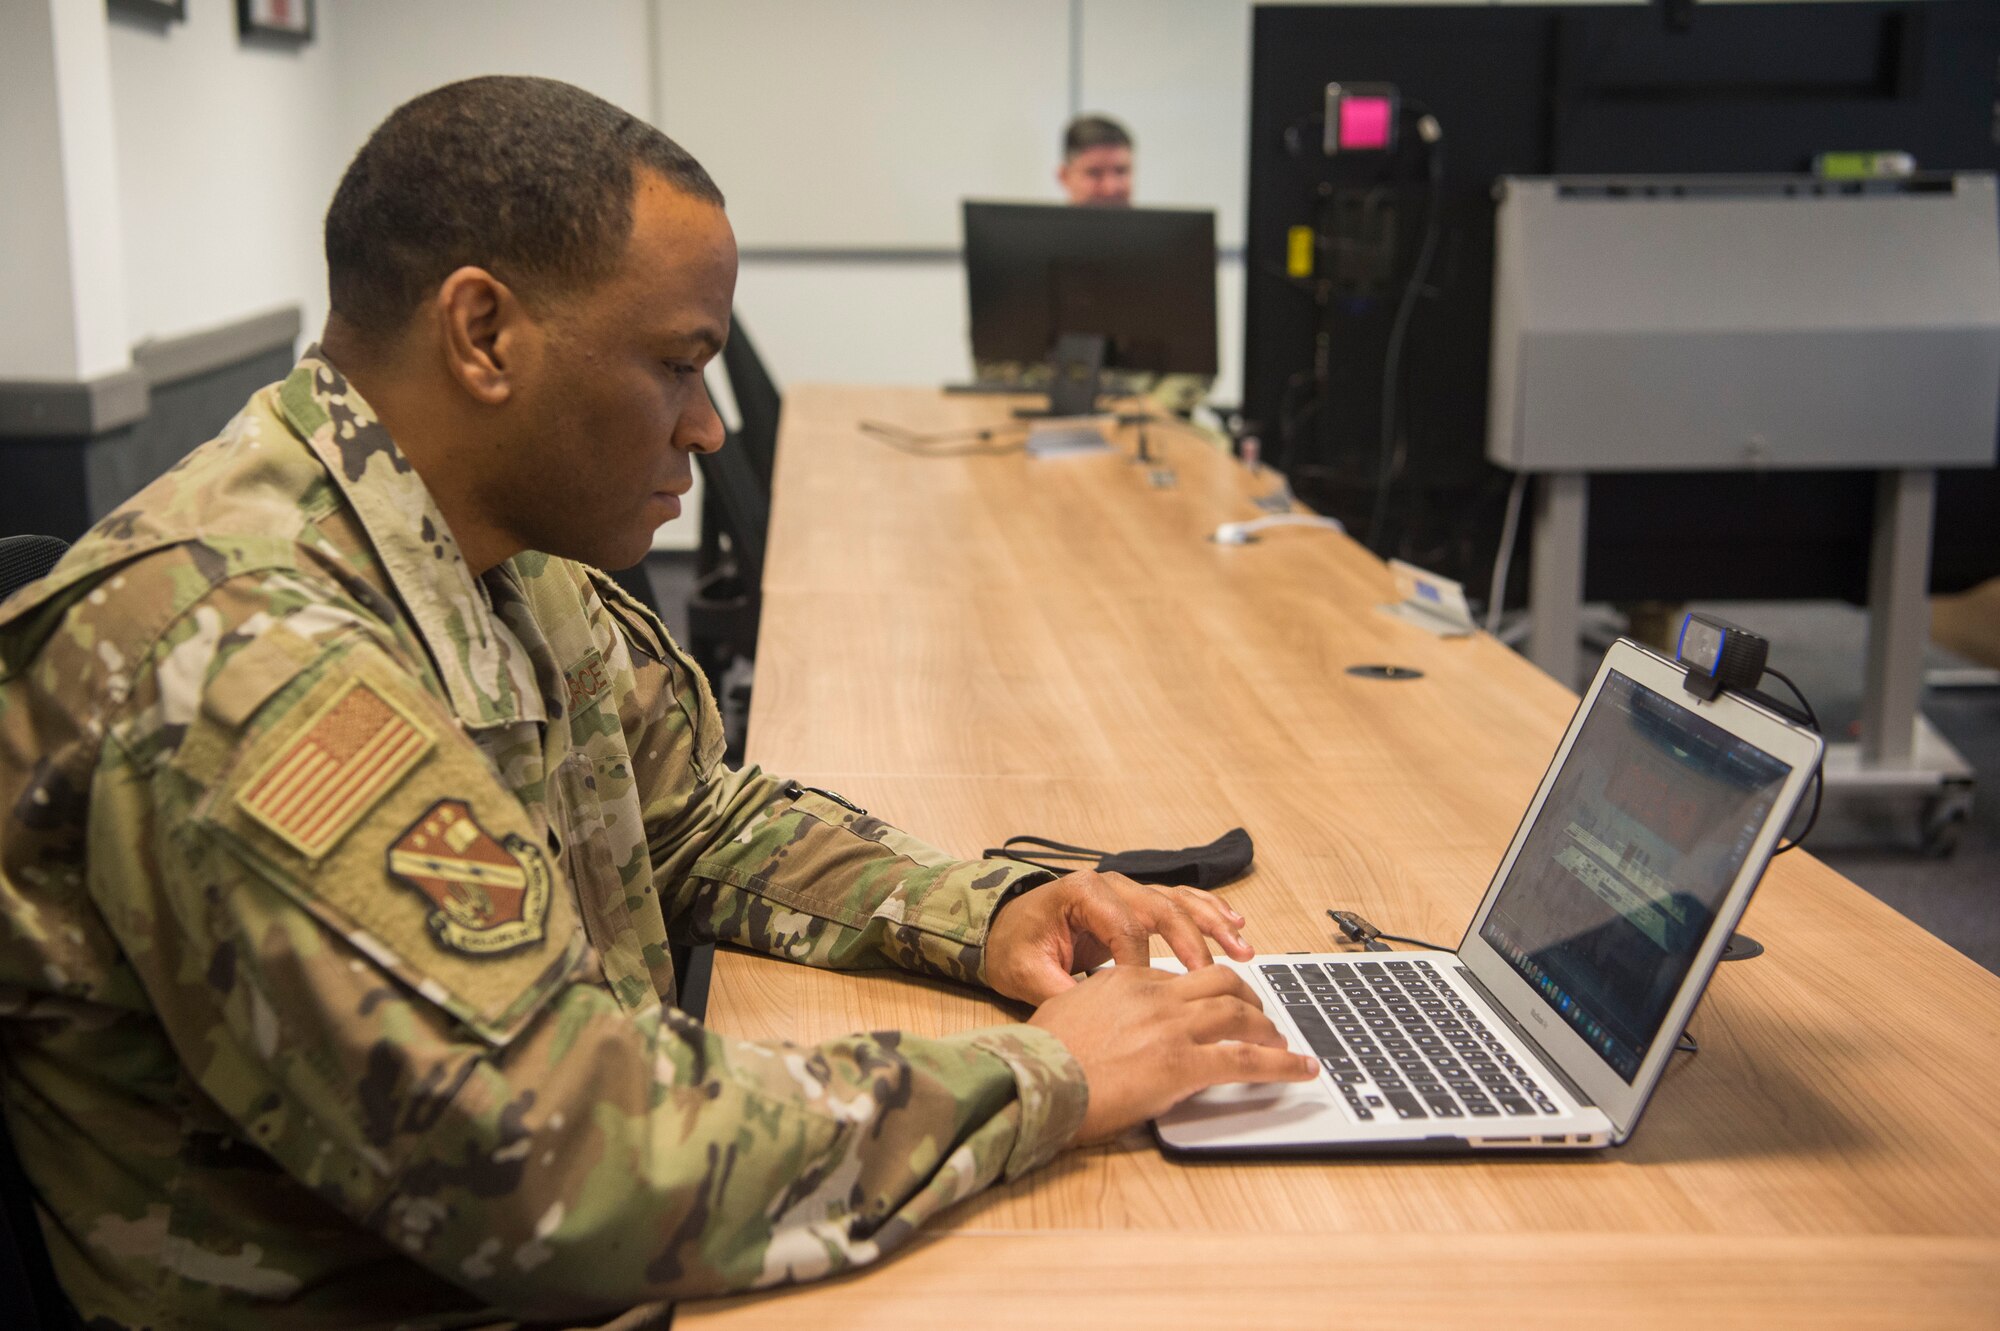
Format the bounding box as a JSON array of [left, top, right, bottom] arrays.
[[237, 679, 434, 859]]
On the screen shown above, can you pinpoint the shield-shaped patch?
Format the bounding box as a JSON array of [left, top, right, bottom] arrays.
[[387, 798, 552, 956]]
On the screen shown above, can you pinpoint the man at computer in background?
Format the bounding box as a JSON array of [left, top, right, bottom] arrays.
[[981, 114, 1212, 413], [0, 76, 1315, 1328], [1058, 113, 1135, 207]]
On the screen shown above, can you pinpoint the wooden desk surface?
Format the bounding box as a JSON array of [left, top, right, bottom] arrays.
[[679, 386, 2000, 1328]]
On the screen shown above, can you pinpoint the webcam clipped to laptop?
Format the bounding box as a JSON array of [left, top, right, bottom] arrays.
[[1155, 638, 1823, 1155]]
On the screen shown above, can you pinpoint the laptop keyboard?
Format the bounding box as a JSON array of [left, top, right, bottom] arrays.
[[1261, 959, 1563, 1123]]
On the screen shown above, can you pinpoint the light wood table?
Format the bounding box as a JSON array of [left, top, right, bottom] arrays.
[[679, 387, 2000, 1329]]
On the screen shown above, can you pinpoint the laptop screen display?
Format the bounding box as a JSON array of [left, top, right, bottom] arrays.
[[1478, 670, 1793, 1082]]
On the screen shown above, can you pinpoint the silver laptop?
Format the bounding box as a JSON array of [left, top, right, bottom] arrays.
[[1155, 639, 1823, 1155]]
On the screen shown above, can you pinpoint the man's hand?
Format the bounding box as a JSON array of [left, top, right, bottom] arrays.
[[983, 870, 1253, 1006], [1028, 964, 1320, 1142]]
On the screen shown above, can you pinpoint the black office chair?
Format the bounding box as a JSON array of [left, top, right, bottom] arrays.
[[721, 316, 782, 494], [0, 536, 68, 604], [689, 314, 782, 760], [694, 314, 781, 588], [0, 535, 82, 1330]]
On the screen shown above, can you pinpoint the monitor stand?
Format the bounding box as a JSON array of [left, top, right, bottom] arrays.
[[1015, 333, 1106, 419]]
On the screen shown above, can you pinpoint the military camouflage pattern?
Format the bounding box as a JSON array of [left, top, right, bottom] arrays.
[[0, 351, 1083, 1328]]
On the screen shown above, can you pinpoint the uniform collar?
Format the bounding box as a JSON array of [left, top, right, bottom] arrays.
[[277, 349, 545, 730]]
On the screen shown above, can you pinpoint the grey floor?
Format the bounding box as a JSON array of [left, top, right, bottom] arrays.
[[636, 555, 1997, 978]]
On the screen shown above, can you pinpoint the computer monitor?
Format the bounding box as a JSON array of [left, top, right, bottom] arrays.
[[962, 201, 1219, 377]]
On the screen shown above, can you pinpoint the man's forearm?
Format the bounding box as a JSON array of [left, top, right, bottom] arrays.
[[652, 772, 1052, 983]]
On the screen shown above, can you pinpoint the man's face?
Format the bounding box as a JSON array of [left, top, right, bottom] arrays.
[[498, 173, 738, 571], [1058, 144, 1133, 206]]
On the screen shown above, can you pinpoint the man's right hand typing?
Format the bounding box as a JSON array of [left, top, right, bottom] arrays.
[[1028, 963, 1319, 1143]]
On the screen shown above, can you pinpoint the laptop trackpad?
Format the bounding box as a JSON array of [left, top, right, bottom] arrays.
[[1167, 1077, 1339, 1131]]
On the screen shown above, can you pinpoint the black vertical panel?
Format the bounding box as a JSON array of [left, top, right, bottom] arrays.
[[1244, 1, 2000, 603]]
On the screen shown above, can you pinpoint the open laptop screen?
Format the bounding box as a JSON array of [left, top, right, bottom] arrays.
[[1478, 671, 1793, 1082]]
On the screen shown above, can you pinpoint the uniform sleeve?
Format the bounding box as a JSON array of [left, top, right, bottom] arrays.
[[596, 576, 1055, 988], [102, 590, 1085, 1316]]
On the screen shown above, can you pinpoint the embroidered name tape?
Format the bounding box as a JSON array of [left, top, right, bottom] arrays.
[[563, 647, 610, 712]]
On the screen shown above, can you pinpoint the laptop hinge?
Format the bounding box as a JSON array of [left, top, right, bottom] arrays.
[[1454, 964, 1596, 1107]]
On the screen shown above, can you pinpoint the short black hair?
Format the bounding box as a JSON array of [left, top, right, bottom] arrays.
[[1063, 114, 1133, 159], [326, 76, 723, 337]]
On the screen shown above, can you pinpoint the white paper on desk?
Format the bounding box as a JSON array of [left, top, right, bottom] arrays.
[[1378, 558, 1476, 637], [1026, 421, 1115, 457], [1377, 601, 1474, 638]]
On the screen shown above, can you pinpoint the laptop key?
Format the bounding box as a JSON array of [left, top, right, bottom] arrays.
[[1498, 1098, 1535, 1116], [1383, 1091, 1427, 1119], [1291, 1019, 1349, 1060]]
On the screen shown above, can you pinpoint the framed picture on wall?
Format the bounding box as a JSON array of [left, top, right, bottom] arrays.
[[236, 0, 314, 44], [108, 0, 187, 21]]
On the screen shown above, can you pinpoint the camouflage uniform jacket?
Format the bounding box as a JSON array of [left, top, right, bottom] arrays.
[[0, 352, 1084, 1329]]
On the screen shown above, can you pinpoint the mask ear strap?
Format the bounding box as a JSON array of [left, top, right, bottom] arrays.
[[980, 834, 1108, 873]]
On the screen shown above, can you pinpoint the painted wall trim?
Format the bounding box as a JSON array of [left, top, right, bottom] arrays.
[[0, 368, 148, 439], [738, 245, 1247, 263], [132, 305, 302, 387], [0, 304, 301, 439]]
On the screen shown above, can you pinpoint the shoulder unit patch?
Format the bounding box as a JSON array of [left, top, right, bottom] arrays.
[[237, 679, 433, 859], [387, 799, 552, 956]]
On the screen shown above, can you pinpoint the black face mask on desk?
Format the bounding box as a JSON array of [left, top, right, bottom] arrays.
[[982, 828, 1254, 891]]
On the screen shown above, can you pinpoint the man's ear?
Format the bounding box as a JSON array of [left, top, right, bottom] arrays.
[[436, 266, 531, 406]]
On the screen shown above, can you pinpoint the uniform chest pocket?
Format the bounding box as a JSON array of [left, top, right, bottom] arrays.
[[549, 754, 623, 910], [549, 753, 657, 1010]]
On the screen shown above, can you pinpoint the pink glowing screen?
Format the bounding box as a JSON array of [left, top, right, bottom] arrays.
[[1338, 97, 1393, 150]]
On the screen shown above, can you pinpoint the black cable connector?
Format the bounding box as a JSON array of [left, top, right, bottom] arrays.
[[1327, 909, 1451, 953]]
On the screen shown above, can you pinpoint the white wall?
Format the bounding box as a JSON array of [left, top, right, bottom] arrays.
[[1, 0, 85, 381], [667, 0, 1258, 402], [106, 0, 657, 352], [108, 0, 340, 349], [660, 0, 1071, 249], [328, 0, 654, 174], [1, 0, 129, 380], [1078, 0, 1253, 248], [78, 0, 1321, 404]]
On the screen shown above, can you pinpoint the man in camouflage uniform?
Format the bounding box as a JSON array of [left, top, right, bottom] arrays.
[[0, 78, 1313, 1328]]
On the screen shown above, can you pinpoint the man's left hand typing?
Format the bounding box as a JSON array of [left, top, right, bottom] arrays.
[[982, 871, 1255, 1005]]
